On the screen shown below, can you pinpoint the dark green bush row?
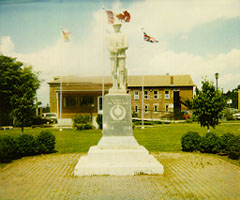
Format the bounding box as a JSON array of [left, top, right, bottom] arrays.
[[0, 131, 56, 163], [132, 120, 170, 125], [181, 131, 240, 160]]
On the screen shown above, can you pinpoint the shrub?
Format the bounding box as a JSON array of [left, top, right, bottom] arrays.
[[181, 131, 201, 152], [215, 133, 236, 154], [96, 114, 103, 129], [133, 120, 154, 125], [36, 130, 56, 154], [73, 114, 91, 126], [75, 123, 85, 130], [132, 111, 138, 118], [0, 135, 16, 163], [83, 123, 95, 130], [75, 123, 94, 130], [73, 114, 94, 130], [16, 134, 38, 157], [222, 109, 234, 121], [200, 132, 220, 154], [153, 121, 163, 124], [228, 134, 240, 160]]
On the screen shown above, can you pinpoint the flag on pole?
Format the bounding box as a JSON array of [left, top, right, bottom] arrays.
[[61, 29, 71, 42], [106, 10, 114, 24], [143, 32, 159, 43], [116, 10, 131, 22]]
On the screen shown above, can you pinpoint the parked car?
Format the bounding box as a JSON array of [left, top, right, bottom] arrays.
[[0, 126, 13, 130], [233, 112, 240, 120], [42, 113, 58, 124]]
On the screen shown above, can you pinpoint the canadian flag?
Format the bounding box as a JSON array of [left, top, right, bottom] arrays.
[[116, 10, 131, 22], [105, 10, 131, 24]]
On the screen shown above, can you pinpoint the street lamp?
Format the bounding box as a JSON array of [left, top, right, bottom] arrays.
[[215, 73, 219, 91]]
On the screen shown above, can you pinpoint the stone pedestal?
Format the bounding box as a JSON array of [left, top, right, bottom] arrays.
[[74, 94, 164, 176]]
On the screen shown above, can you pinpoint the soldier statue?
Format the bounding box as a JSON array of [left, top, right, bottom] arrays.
[[107, 22, 128, 92]]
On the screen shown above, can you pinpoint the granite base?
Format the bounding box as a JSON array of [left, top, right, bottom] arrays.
[[74, 136, 164, 176]]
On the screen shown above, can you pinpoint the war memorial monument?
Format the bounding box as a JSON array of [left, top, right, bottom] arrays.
[[74, 21, 164, 176]]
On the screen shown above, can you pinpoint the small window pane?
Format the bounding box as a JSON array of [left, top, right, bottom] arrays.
[[134, 90, 139, 99], [63, 96, 77, 108], [144, 90, 148, 99], [154, 90, 158, 99], [154, 105, 158, 112], [165, 90, 170, 99], [165, 105, 169, 112], [80, 96, 94, 107]]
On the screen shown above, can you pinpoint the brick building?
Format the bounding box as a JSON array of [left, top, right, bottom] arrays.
[[48, 74, 194, 124]]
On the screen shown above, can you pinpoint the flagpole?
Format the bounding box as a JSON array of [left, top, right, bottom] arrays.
[[59, 75, 62, 131], [142, 74, 144, 129], [101, 4, 105, 131], [141, 28, 145, 129]]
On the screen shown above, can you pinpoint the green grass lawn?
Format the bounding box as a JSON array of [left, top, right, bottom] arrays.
[[0, 121, 240, 164]]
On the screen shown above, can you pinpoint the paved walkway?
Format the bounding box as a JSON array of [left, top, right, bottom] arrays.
[[0, 152, 240, 200]]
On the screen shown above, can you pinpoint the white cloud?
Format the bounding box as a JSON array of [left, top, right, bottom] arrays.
[[126, 0, 239, 37], [0, 36, 14, 54], [129, 48, 240, 90], [0, 0, 240, 105]]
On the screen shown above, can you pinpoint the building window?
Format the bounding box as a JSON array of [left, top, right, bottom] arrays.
[[80, 96, 94, 107], [165, 104, 169, 112], [144, 105, 148, 113], [134, 90, 139, 100], [63, 96, 77, 108], [97, 96, 103, 113], [154, 105, 158, 112], [135, 105, 138, 113], [165, 90, 170, 99], [154, 90, 158, 99], [144, 90, 148, 99]]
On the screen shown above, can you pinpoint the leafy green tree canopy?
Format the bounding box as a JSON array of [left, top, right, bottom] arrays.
[[0, 55, 40, 131], [188, 79, 226, 131]]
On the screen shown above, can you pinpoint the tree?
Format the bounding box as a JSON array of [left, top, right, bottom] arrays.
[[224, 85, 240, 109], [187, 79, 226, 132], [0, 55, 40, 132]]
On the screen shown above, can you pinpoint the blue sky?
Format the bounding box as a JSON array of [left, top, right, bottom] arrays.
[[0, 0, 240, 105]]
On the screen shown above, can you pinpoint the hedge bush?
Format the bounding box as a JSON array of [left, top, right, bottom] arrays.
[[181, 131, 240, 160], [216, 133, 236, 154], [73, 114, 94, 130], [181, 131, 201, 152], [36, 130, 56, 154], [200, 132, 220, 154], [73, 114, 91, 125], [0, 130, 56, 163], [16, 134, 38, 157], [228, 134, 240, 160], [75, 123, 95, 130], [0, 135, 16, 163]]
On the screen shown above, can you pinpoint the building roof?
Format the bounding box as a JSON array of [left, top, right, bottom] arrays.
[[48, 74, 194, 87]]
